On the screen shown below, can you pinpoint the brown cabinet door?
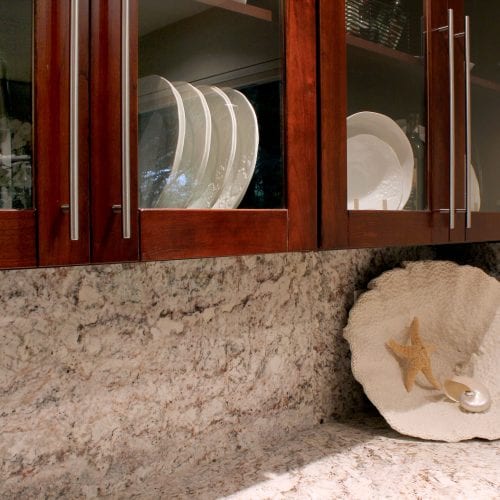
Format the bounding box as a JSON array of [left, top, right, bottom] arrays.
[[90, 0, 139, 263], [36, 0, 91, 266], [320, 0, 455, 249], [131, 0, 316, 260], [461, 0, 500, 242]]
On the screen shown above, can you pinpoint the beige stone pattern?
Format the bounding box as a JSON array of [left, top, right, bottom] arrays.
[[0, 244, 498, 496]]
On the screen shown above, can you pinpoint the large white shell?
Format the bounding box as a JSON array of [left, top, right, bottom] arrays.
[[343, 261, 500, 442]]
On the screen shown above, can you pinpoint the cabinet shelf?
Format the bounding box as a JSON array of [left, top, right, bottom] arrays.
[[470, 75, 500, 94], [346, 36, 500, 94], [346, 34, 422, 72]]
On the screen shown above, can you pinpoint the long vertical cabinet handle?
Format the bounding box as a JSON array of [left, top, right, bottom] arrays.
[[465, 15, 472, 229], [70, 0, 80, 241], [448, 9, 455, 230], [121, 0, 132, 239]]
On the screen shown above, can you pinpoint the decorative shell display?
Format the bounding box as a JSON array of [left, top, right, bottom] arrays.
[[344, 261, 500, 442]]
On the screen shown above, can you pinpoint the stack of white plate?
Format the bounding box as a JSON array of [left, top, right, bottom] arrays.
[[347, 111, 413, 211], [347, 111, 482, 211], [138, 75, 259, 209]]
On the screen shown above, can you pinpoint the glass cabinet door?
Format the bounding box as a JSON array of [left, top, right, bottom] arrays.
[[137, 0, 283, 210], [0, 0, 32, 211], [345, 0, 427, 212], [464, 1, 500, 217], [0, 0, 36, 268]]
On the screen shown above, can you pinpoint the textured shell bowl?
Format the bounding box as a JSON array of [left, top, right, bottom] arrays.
[[344, 261, 500, 442]]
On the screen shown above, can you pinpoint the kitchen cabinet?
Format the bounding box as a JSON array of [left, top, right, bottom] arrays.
[[3, 0, 499, 270], [462, 1, 500, 242], [92, 0, 317, 261], [0, 0, 90, 268], [0, 0, 140, 269], [319, 0, 500, 249], [0, 0, 316, 270]]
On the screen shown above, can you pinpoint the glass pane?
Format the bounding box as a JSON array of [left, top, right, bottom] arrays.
[[0, 0, 33, 210], [138, 0, 283, 209], [465, 1, 500, 213], [346, 0, 427, 211]]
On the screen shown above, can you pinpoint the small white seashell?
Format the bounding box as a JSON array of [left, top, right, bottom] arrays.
[[443, 376, 491, 413]]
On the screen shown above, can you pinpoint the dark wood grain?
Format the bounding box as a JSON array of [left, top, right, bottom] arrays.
[[0, 211, 36, 269], [426, 0, 453, 244], [35, 0, 90, 266], [285, 0, 317, 251], [466, 212, 500, 242], [348, 211, 434, 248], [319, 0, 348, 248], [90, 0, 139, 263], [140, 210, 287, 260]]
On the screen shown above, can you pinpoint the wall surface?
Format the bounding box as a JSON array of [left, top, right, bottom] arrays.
[[139, 4, 280, 85], [0, 244, 498, 497]]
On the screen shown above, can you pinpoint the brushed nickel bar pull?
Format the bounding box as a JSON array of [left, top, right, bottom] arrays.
[[69, 0, 79, 241], [121, 0, 131, 239], [448, 9, 455, 230], [465, 15, 472, 229]]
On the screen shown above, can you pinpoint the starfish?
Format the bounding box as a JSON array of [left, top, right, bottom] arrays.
[[386, 317, 441, 392]]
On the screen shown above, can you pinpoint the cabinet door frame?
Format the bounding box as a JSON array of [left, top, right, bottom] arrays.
[[0, 211, 36, 269], [319, 0, 455, 249], [136, 0, 318, 261]]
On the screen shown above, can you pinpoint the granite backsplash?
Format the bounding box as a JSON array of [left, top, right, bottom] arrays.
[[1, 243, 498, 496]]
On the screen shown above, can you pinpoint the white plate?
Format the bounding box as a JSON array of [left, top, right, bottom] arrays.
[[188, 86, 237, 209], [155, 82, 211, 208], [347, 134, 403, 210], [138, 75, 185, 208], [213, 88, 259, 209], [347, 111, 414, 210]]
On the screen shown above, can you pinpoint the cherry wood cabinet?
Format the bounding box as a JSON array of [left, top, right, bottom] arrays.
[[0, 0, 90, 269], [122, 0, 318, 260], [461, 1, 500, 242], [0, 0, 317, 270], [319, 0, 500, 249], [1, 0, 499, 271]]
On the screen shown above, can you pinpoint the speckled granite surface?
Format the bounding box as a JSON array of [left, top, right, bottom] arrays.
[[0, 244, 498, 496], [133, 416, 500, 499], [8, 416, 500, 499]]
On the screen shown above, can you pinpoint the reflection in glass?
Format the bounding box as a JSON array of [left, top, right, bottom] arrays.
[[138, 0, 283, 209], [465, 1, 500, 212], [346, 0, 427, 211], [0, 0, 32, 210]]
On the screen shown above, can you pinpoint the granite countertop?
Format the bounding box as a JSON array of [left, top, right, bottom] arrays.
[[118, 416, 499, 499]]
